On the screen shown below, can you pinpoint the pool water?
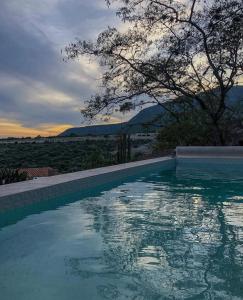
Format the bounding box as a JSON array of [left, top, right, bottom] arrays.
[[0, 167, 243, 299]]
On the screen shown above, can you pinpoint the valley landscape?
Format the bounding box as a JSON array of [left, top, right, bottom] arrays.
[[1, 86, 243, 177]]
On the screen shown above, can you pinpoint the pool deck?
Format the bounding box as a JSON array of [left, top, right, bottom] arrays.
[[0, 157, 175, 212]]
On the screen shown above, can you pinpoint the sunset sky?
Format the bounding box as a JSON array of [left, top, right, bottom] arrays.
[[0, 0, 127, 138]]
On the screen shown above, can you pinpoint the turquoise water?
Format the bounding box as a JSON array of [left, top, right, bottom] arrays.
[[0, 167, 243, 299]]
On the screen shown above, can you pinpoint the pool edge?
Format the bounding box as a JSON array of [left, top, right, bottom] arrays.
[[0, 157, 175, 212]]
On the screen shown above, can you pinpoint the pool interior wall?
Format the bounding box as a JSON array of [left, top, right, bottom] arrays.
[[1, 156, 243, 230], [177, 157, 243, 172], [0, 158, 175, 227], [176, 146, 243, 174], [0, 158, 175, 214]]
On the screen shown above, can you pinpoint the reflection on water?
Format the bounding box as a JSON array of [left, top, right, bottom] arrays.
[[0, 169, 243, 299]]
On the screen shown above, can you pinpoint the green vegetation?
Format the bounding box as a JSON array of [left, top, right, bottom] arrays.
[[156, 101, 243, 150], [0, 137, 156, 174], [0, 168, 28, 185], [0, 141, 118, 173]]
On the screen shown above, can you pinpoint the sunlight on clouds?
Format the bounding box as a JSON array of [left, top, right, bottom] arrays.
[[77, 57, 101, 78], [0, 74, 22, 88], [67, 72, 94, 86], [21, 79, 79, 106], [36, 90, 75, 106], [65, 57, 101, 91], [0, 72, 77, 107], [0, 119, 72, 138]]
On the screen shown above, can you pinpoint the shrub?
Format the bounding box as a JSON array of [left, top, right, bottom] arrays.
[[0, 168, 28, 185]]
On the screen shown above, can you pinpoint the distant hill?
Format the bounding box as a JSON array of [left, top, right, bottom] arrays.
[[128, 105, 164, 126], [59, 123, 125, 137], [59, 105, 165, 137], [227, 85, 243, 102], [59, 86, 243, 137]]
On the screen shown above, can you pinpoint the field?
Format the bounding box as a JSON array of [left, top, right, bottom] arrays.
[[0, 141, 118, 173], [0, 139, 150, 173]]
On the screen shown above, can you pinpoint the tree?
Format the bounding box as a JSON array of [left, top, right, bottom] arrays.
[[155, 97, 243, 148], [0, 168, 28, 185], [65, 0, 243, 145]]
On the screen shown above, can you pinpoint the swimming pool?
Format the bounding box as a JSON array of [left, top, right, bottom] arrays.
[[0, 161, 243, 299]]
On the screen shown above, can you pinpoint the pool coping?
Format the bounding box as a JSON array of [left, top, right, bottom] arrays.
[[0, 157, 175, 212], [176, 146, 243, 158]]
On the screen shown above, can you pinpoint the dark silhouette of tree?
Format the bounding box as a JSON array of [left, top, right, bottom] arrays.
[[117, 134, 131, 163], [65, 0, 243, 145], [155, 98, 243, 147], [0, 168, 27, 185]]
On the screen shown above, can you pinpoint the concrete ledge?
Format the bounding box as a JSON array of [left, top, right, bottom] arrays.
[[0, 157, 175, 212], [176, 146, 243, 158]]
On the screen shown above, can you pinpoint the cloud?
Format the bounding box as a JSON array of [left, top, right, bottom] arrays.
[[0, 0, 120, 137]]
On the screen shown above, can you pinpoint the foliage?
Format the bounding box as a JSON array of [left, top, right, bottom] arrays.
[[0, 168, 27, 185], [156, 100, 243, 149], [0, 139, 155, 173], [156, 112, 211, 149], [117, 134, 131, 163], [65, 0, 243, 145], [0, 141, 118, 173]]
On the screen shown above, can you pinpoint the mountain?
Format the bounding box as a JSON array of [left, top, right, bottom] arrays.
[[128, 105, 164, 125], [227, 85, 243, 102], [59, 86, 243, 137], [59, 105, 164, 137], [59, 123, 125, 137], [59, 105, 166, 137]]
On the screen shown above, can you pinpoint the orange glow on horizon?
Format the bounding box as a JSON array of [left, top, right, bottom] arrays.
[[0, 116, 123, 138], [0, 119, 73, 138]]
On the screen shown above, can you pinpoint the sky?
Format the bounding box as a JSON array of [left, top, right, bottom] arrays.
[[0, 0, 126, 138]]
